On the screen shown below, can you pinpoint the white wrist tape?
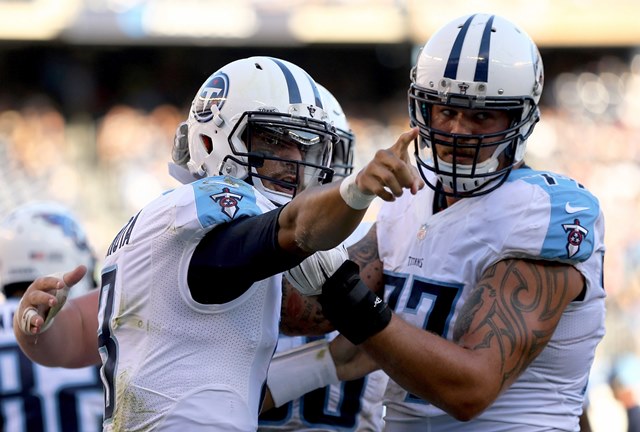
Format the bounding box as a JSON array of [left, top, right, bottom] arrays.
[[17, 272, 70, 335], [339, 173, 376, 210], [40, 278, 70, 333], [267, 339, 339, 407], [18, 306, 40, 335]]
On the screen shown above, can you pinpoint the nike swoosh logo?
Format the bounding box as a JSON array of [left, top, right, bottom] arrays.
[[565, 202, 590, 214]]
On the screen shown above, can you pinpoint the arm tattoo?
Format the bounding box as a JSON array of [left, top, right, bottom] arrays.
[[453, 259, 575, 389], [279, 277, 334, 336], [347, 224, 384, 294], [279, 224, 384, 334]]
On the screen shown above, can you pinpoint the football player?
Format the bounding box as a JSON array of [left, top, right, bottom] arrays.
[[0, 201, 102, 431], [14, 56, 423, 431], [313, 13, 606, 431]]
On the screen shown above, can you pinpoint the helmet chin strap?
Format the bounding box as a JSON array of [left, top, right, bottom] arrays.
[[252, 176, 293, 206], [432, 136, 515, 194], [436, 156, 499, 193]]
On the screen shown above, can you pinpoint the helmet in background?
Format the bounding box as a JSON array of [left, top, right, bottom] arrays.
[[409, 13, 544, 197], [318, 84, 355, 179], [0, 201, 97, 299], [184, 56, 338, 205]]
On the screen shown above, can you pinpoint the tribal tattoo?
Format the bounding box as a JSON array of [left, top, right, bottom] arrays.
[[453, 259, 578, 390]]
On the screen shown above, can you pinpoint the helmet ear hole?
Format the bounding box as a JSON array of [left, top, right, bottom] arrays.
[[200, 135, 213, 154]]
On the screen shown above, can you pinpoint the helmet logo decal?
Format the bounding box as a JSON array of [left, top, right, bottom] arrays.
[[193, 72, 229, 123], [562, 218, 588, 258], [211, 187, 243, 219], [37, 213, 89, 252], [458, 82, 470, 94], [532, 48, 544, 94], [307, 105, 317, 117]]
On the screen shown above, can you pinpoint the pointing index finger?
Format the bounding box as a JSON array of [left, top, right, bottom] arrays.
[[391, 127, 419, 160], [390, 127, 424, 194]]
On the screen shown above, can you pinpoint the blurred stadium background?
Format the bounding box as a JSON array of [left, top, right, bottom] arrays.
[[1, 1, 639, 430]]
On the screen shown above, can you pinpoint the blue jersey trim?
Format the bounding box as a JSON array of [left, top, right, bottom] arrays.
[[507, 168, 599, 263]]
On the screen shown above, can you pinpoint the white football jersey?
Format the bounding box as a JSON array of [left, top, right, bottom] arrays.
[[376, 168, 606, 432], [0, 299, 103, 432], [97, 176, 280, 431], [258, 333, 388, 432], [258, 222, 388, 432]]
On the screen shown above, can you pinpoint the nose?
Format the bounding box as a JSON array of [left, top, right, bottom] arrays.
[[448, 113, 472, 135], [276, 143, 304, 162]]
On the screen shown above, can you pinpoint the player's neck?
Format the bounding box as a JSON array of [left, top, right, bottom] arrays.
[[433, 188, 449, 213], [445, 196, 461, 208]]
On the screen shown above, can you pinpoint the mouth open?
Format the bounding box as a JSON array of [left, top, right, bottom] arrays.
[[269, 173, 297, 194]]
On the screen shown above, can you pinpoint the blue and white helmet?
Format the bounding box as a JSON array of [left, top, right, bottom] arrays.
[[182, 56, 338, 205], [409, 13, 544, 196], [0, 201, 97, 298], [318, 84, 355, 179]]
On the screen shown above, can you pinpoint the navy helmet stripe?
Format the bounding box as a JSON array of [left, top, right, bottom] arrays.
[[474, 15, 494, 83], [270, 57, 302, 103], [444, 14, 476, 79], [306, 74, 323, 109]]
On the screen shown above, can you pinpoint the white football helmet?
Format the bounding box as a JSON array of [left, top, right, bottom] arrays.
[[409, 13, 544, 197], [318, 84, 355, 179], [183, 56, 338, 205], [0, 201, 97, 298]]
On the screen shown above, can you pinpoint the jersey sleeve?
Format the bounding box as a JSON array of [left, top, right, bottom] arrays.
[[175, 176, 307, 303], [183, 175, 263, 228], [500, 169, 602, 264]]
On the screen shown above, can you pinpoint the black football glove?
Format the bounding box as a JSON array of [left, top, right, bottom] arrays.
[[319, 260, 391, 345]]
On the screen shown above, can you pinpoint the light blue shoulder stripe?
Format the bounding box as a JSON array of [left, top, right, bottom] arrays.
[[189, 176, 262, 228], [507, 168, 600, 263]]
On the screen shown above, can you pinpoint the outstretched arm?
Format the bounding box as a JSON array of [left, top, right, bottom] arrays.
[[278, 129, 418, 332], [323, 258, 584, 421], [16, 128, 422, 369], [279, 221, 385, 335], [190, 128, 422, 303], [277, 128, 422, 254], [13, 265, 102, 368]]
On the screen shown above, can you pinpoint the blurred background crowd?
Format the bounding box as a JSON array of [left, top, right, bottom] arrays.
[[1, 1, 640, 430]]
